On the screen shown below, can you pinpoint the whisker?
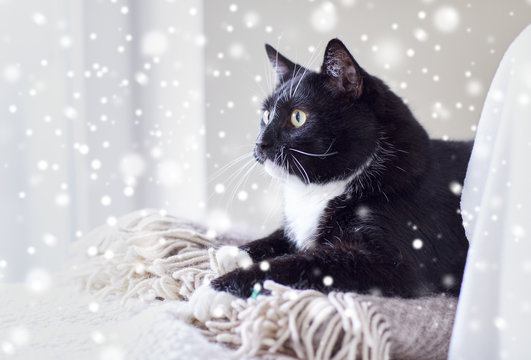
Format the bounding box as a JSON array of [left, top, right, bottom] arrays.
[[223, 158, 256, 188], [263, 61, 272, 92], [225, 161, 258, 212], [270, 93, 282, 123], [209, 152, 254, 182], [395, 165, 407, 173], [291, 154, 310, 184], [262, 146, 289, 227], [288, 138, 337, 159], [292, 40, 323, 98], [289, 57, 304, 97], [208, 157, 255, 211], [274, 35, 283, 84], [289, 61, 296, 96], [206, 157, 252, 202], [251, 76, 268, 98], [274, 147, 283, 167], [289, 148, 338, 158], [260, 173, 282, 230]]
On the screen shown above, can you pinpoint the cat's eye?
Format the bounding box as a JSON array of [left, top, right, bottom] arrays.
[[262, 110, 270, 125], [290, 109, 307, 127]]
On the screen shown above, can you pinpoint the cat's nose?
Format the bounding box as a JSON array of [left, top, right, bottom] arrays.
[[255, 140, 271, 151]]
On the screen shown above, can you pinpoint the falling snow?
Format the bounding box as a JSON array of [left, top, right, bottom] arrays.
[[259, 261, 270, 271], [323, 275, 334, 286], [141, 30, 169, 56], [25, 268, 52, 293], [449, 181, 463, 195], [433, 6, 460, 33], [88, 302, 100, 313], [310, 2, 337, 33], [412, 239, 424, 250], [1, 7, 530, 347]]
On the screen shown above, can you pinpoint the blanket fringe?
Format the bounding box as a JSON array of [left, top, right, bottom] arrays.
[[68, 209, 218, 301], [205, 282, 390, 360], [69, 209, 392, 359]]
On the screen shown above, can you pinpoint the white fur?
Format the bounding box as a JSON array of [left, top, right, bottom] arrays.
[[283, 176, 353, 249], [179, 246, 251, 323], [186, 283, 237, 322], [264, 158, 375, 250], [264, 160, 290, 180], [214, 245, 253, 274]]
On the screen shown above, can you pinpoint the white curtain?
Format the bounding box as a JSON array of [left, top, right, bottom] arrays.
[[0, 0, 205, 282], [450, 25, 531, 359]]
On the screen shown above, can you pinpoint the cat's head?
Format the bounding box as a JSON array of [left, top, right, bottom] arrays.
[[255, 38, 388, 184]]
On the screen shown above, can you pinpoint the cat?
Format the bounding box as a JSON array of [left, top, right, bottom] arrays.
[[210, 38, 472, 299]]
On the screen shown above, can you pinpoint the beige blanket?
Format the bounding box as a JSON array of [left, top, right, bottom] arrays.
[[70, 209, 457, 360]]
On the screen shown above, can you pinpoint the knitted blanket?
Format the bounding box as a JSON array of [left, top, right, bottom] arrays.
[[69, 209, 457, 360]]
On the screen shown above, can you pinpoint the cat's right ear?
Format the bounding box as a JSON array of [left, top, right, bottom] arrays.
[[265, 44, 296, 83], [321, 39, 364, 99]]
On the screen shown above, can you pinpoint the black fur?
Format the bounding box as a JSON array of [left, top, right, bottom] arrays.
[[211, 39, 472, 299]]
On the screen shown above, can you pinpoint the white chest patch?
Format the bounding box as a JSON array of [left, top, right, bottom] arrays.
[[263, 154, 376, 250], [283, 175, 352, 250], [263, 159, 360, 250]]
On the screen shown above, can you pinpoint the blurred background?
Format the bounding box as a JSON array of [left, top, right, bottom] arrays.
[[0, 0, 529, 282]]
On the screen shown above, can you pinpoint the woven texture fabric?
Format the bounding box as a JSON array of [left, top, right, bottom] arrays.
[[68, 209, 456, 360]]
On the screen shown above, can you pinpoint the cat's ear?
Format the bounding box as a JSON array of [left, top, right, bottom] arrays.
[[265, 44, 296, 83], [321, 39, 363, 98]]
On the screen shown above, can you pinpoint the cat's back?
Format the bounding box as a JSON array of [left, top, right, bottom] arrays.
[[370, 138, 473, 294], [428, 139, 473, 181], [416, 139, 473, 211]]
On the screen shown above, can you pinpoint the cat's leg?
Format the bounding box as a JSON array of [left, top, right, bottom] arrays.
[[214, 228, 295, 275], [239, 228, 296, 261], [210, 247, 423, 298]]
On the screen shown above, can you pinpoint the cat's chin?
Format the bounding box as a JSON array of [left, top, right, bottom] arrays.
[[264, 160, 290, 181]]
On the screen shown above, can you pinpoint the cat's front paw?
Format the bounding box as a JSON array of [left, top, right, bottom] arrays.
[[214, 245, 253, 275], [187, 283, 238, 322], [210, 268, 267, 298]]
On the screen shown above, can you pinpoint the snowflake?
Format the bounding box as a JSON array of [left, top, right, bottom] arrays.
[[134, 72, 149, 85], [32, 13, 47, 26], [449, 181, 463, 195], [237, 190, 248, 201], [101, 196, 112, 206], [466, 79, 483, 96], [433, 6, 460, 33], [91, 331, 105, 344], [3, 64, 21, 82], [259, 261, 270, 271], [88, 302, 100, 313], [120, 153, 146, 178], [413, 28, 428, 42], [412, 239, 423, 250], [214, 183, 226, 194], [373, 39, 403, 69], [25, 268, 52, 293], [243, 11, 260, 28], [323, 275, 334, 286], [42, 233, 57, 247], [310, 2, 337, 32]]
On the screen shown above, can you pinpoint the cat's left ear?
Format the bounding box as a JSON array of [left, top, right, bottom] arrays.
[[321, 39, 364, 98], [265, 44, 297, 83]]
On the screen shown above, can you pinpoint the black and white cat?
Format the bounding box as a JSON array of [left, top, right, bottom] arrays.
[[211, 38, 472, 299]]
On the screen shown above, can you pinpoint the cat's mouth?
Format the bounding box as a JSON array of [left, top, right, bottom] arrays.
[[264, 160, 290, 180]]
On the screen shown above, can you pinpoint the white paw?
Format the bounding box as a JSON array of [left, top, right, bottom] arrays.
[[187, 283, 237, 323], [214, 245, 253, 275]]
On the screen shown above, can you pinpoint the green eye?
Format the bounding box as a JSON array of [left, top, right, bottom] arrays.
[[291, 109, 307, 127], [263, 110, 270, 124]]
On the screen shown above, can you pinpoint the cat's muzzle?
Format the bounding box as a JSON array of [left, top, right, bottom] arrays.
[[253, 142, 269, 164]]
